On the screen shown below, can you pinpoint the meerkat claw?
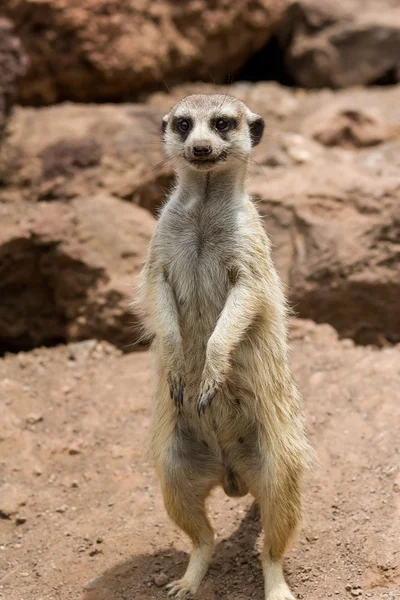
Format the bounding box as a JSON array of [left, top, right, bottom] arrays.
[[168, 374, 185, 409], [166, 579, 194, 598], [197, 386, 217, 416]]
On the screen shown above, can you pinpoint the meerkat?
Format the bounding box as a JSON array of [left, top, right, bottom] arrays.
[[138, 93, 311, 600]]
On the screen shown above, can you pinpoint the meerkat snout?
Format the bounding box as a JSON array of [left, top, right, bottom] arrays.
[[162, 93, 264, 172], [192, 144, 212, 157]]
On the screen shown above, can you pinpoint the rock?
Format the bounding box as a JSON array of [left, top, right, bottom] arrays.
[[2, 81, 400, 351], [0, 195, 155, 352], [2, 0, 286, 104], [279, 0, 400, 88], [0, 103, 174, 214], [153, 572, 169, 587], [0, 483, 28, 518], [67, 445, 81, 456], [303, 106, 389, 149], [250, 158, 400, 345], [0, 18, 27, 138], [84, 576, 102, 591], [26, 413, 43, 425], [15, 512, 28, 525]]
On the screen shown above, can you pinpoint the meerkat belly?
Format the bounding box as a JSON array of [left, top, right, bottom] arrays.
[[167, 234, 233, 360], [176, 399, 261, 498]]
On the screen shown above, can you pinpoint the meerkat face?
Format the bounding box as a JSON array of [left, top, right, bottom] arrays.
[[162, 94, 264, 172]]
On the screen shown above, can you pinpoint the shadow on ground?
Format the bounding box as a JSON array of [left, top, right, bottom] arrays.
[[81, 502, 289, 599]]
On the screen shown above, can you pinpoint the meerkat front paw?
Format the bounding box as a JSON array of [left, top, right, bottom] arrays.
[[197, 377, 219, 416], [168, 372, 185, 408]]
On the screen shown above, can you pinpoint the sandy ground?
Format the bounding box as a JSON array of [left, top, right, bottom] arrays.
[[0, 321, 399, 600]]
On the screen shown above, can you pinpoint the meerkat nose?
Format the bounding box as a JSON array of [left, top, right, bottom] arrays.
[[193, 145, 212, 157]]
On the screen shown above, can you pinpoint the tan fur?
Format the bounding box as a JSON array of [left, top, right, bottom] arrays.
[[138, 93, 312, 599]]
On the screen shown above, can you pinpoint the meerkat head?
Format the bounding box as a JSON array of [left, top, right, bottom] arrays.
[[161, 94, 264, 172]]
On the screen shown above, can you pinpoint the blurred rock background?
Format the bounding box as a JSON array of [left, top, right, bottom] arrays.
[[1, 0, 399, 353]]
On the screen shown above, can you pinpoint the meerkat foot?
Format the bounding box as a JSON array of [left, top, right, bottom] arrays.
[[166, 536, 214, 598], [264, 560, 295, 600], [265, 584, 295, 600], [166, 578, 195, 598]]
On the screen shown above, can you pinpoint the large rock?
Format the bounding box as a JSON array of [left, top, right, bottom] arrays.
[[0, 103, 173, 213], [249, 158, 400, 346], [0, 18, 27, 138], [279, 0, 400, 88], [246, 85, 400, 346], [2, 82, 400, 349], [0, 195, 155, 353], [1, 0, 285, 104]]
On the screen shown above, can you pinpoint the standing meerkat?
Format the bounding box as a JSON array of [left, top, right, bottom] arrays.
[[139, 93, 311, 600]]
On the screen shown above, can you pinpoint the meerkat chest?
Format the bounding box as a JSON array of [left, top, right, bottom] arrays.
[[161, 200, 239, 309]]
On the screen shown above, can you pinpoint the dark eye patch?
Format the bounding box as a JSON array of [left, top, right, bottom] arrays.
[[172, 116, 193, 139], [211, 116, 237, 138]]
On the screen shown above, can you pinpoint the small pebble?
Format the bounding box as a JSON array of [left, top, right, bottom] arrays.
[[84, 576, 102, 590], [26, 413, 43, 424], [153, 572, 169, 587]]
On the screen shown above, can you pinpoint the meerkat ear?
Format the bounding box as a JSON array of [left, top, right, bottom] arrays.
[[162, 114, 169, 135], [248, 114, 264, 147]]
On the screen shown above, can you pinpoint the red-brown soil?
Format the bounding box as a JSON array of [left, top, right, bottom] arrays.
[[1, 320, 398, 600]]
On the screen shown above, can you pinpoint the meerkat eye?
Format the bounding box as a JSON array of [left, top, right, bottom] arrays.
[[177, 119, 190, 133], [215, 118, 229, 132]]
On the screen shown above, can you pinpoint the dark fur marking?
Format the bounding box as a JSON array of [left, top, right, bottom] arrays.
[[228, 266, 240, 285], [249, 116, 265, 147], [171, 116, 193, 141], [196, 232, 205, 257], [204, 172, 211, 200], [211, 116, 238, 141], [223, 468, 248, 497]]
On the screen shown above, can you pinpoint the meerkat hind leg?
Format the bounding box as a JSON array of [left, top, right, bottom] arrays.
[[161, 472, 215, 598], [255, 473, 301, 600], [166, 538, 214, 598], [263, 559, 295, 600]]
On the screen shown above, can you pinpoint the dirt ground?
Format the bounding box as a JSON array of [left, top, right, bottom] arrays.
[[0, 320, 399, 600]]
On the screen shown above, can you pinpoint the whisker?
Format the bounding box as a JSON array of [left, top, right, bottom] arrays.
[[163, 79, 172, 94], [231, 151, 269, 181], [152, 157, 174, 171]]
